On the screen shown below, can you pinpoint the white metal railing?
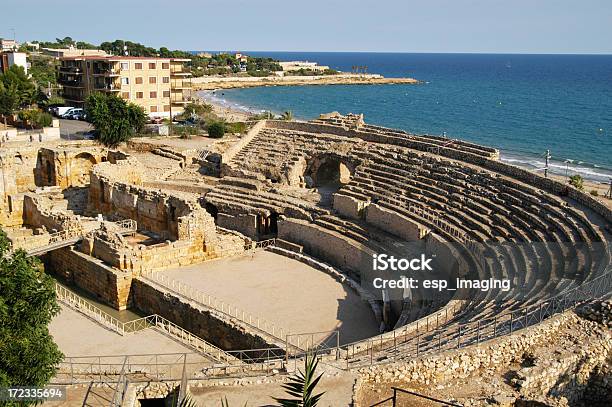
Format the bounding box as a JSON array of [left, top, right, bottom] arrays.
[[55, 283, 233, 363], [55, 283, 125, 334], [123, 315, 235, 363]]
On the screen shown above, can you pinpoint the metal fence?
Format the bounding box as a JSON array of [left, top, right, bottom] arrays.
[[371, 386, 463, 407], [55, 283, 233, 363], [342, 265, 612, 368], [53, 266, 611, 387]]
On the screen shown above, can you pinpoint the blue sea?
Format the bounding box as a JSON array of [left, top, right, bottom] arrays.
[[196, 52, 612, 183]]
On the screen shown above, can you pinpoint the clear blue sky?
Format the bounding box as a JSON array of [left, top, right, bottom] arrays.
[[3, 0, 612, 53]]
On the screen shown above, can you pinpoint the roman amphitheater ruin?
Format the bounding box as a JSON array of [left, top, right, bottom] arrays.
[[1, 113, 610, 406]]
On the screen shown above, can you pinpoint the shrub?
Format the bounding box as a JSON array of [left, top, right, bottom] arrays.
[[171, 124, 200, 138], [225, 122, 246, 134], [207, 121, 225, 138], [17, 109, 52, 129], [36, 111, 53, 128], [569, 175, 584, 190], [250, 111, 274, 120], [590, 189, 599, 196]]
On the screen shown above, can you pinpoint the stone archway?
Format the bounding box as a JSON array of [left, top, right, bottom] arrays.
[[304, 154, 356, 207], [304, 154, 354, 187], [72, 152, 97, 186]]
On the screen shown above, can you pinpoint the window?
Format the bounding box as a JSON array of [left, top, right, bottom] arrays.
[[120, 62, 129, 70], [150, 105, 158, 112], [149, 77, 156, 84], [148, 62, 156, 69], [163, 105, 171, 112], [135, 62, 143, 69], [120, 77, 129, 85], [135, 77, 143, 84], [150, 91, 157, 98], [121, 92, 130, 99], [162, 62, 170, 69], [162, 77, 170, 84], [136, 92, 143, 99], [163, 90, 170, 98]]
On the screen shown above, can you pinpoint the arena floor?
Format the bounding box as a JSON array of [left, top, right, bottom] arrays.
[[49, 305, 198, 357], [163, 251, 380, 345]]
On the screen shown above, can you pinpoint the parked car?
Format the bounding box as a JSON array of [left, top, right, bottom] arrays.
[[82, 130, 97, 140], [67, 110, 87, 121], [53, 106, 75, 117], [62, 108, 85, 119], [175, 117, 199, 127], [148, 116, 163, 124]]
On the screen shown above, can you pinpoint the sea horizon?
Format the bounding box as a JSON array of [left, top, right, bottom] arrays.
[[191, 50, 612, 56], [194, 52, 612, 184]]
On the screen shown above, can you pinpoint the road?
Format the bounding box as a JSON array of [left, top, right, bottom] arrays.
[[59, 119, 92, 140]]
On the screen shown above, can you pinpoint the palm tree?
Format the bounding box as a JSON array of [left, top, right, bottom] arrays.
[[273, 353, 325, 407], [171, 393, 199, 407], [280, 110, 294, 121]]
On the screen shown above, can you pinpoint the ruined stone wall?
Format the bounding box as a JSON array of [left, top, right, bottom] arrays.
[[278, 218, 374, 281], [333, 193, 368, 220], [22, 193, 82, 232], [44, 246, 132, 310], [80, 220, 243, 274], [38, 147, 107, 189], [365, 203, 429, 241], [217, 213, 259, 240], [87, 238, 242, 274], [0, 147, 39, 197], [357, 312, 611, 406], [0, 194, 25, 227], [132, 279, 276, 351], [89, 167, 201, 240]]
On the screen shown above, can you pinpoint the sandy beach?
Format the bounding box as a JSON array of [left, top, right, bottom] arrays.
[[194, 90, 252, 122]]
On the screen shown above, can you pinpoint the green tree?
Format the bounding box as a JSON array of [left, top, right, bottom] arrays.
[[0, 229, 63, 402], [0, 65, 36, 115], [42, 95, 66, 107], [85, 93, 146, 147], [569, 174, 584, 190], [28, 55, 59, 88], [273, 353, 325, 407]]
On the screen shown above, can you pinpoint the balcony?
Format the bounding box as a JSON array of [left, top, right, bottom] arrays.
[[170, 97, 189, 105], [93, 69, 120, 77], [59, 66, 83, 74], [58, 79, 85, 88], [170, 69, 192, 77], [170, 81, 191, 90], [94, 84, 121, 92]]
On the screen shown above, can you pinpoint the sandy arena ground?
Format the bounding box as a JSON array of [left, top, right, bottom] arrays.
[[163, 251, 380, 345], [50, 305, 197, 357]]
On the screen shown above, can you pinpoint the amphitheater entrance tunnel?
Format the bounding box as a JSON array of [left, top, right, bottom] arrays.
[[305, 155, 354, 206], [257, 212, 278, 238], [308, 157, 352, 186]]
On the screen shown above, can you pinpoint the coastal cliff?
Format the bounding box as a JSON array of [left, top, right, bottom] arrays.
[[191, 74, 421, 90]]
